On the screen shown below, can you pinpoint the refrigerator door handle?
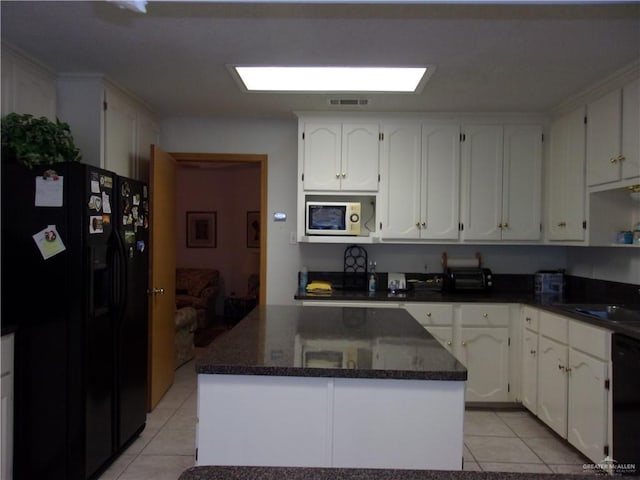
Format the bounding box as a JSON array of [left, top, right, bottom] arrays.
[[112, 231, 128, 314]]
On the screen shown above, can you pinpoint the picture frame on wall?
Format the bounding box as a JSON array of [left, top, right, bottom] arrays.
[[186, 211, 217, 248], [246, 211, 260, 248]]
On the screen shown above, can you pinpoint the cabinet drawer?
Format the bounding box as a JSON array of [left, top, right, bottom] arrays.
[[522, 306, 539, 333], [458, 304, 509, 327], [405, 304, 453, 326], [539, 311, 568, 343], [569, 320, 610, 361]]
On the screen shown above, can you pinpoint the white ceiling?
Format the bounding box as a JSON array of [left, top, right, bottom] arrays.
[[1, 1, 639, 119]]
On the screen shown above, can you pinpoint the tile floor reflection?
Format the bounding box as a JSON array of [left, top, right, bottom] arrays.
[[98, 359, 594, 479]]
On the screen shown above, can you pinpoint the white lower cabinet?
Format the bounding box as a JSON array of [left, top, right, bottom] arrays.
[[459, 326, 510, 402], [532, 309, 611, 463], [407, 303, 511, 403], [521, 306, 540, 414], [537, 335, 569, 437], [567, 348, 609, 463]]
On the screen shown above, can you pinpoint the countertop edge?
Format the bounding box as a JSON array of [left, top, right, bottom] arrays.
[[178, 466, 599, 480]]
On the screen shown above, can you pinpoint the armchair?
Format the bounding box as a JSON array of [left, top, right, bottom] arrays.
[[175, 268, 220, 328]]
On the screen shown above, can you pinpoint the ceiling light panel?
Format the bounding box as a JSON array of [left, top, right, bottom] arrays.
[[232, 66, 432, 93]]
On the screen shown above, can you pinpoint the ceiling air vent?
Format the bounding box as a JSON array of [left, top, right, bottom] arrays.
[[328, 98, 370, 106]]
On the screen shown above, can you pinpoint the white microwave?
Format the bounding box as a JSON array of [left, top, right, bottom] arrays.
[[305, 201, 361, 236]]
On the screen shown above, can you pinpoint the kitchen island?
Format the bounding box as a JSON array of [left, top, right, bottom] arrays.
[[195, 305, 467, 471]]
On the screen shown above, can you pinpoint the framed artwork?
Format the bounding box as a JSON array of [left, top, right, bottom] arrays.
[[246, 211, 260, 248], [186, 211, 217, 248]]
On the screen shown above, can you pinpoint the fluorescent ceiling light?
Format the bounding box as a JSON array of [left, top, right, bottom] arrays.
[[233, 66, 430, 93]]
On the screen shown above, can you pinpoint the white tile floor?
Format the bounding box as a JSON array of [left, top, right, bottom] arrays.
[[98, 359, 594, 479]]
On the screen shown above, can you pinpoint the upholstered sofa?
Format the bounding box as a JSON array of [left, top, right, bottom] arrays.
[[176, 268, 220, 329]]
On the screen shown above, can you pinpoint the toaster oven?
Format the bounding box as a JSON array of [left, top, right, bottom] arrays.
[[443, 268, 493, 292]]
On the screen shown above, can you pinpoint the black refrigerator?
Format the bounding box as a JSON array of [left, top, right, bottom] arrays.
[[1, 162, 149, 480]]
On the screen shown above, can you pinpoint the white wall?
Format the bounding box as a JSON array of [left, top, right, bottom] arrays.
[[161, 116, 302, 306], [566, 247, 640, 287], [300, 243, 568, 275]]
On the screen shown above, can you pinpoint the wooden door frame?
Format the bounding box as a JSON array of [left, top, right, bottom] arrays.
[[170, 152, 267, 305]]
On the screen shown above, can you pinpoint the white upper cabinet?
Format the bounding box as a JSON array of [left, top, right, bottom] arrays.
[[586, 79, 640, 186], [502, 125, 543, 240], [621, 78, 640, 181], [1, 45, 56, 120], [378, 122, 423, 239], [104, 85, 137, 178], [461, 125, 504, 241], [420, 123, 461, 240], [57, 76, 159, 179], [546, 107, 586, 242], [302, 122, 379, 192], [461, 125, 542, 241], [379, 122, 460, 240]]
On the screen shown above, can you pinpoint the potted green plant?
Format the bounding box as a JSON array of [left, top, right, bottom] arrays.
[[1, 112, 81, 168]]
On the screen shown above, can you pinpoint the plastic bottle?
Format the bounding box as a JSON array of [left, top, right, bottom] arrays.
[[368, 261, 377, 293], [299, 266, 308, 290]]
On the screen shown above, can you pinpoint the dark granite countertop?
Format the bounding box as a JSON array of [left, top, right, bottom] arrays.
[[179, 466, 598, 480], [295, 288, 640, 341], [195, 305, 467, 381], [295, 288, 535, 304]]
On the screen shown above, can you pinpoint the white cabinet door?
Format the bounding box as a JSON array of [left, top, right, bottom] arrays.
[[586, 89, 622, 186], [458, 326, 510, 402], [302, 122, 342, 191], [136, 109, 160, 183], [502, 125, 542, 240], [567, 348, 609, 463], [461, 124, 542, 241], [460, 125, 504, 241], [521, 329, 539, 414], [547, 107, 586, 241], [332, 378, 465, 470], [1, 47, 56, 119], [302, 122, 379, 192], [537, 335, 568, 438], [197, 375, 332, 467], [421, 123, 461, 240], [104, 86, 137, 178], [379, 123, 423, 239], [622, 78, 640, 180], [341, 123, 380, 191]]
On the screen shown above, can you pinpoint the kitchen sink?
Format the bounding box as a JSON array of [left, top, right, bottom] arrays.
[[555, 304, 640, 323]]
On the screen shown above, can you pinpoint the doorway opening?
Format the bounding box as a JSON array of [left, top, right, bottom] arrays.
[[172, 152, 267, 308]]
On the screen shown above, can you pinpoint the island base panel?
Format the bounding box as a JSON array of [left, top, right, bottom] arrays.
[[197, 374, 464, 470]]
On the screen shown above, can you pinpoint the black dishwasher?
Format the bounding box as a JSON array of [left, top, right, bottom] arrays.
[[612, 333, 640, 475]]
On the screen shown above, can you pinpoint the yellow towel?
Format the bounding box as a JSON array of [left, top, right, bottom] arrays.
[[306, 281, 333, 293]]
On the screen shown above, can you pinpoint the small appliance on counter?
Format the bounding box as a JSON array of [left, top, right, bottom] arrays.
[[443, 268, 493, 292], [534, 270, 564, 295], [441, 252, 492, 292], [387, 272, 407, 293]]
